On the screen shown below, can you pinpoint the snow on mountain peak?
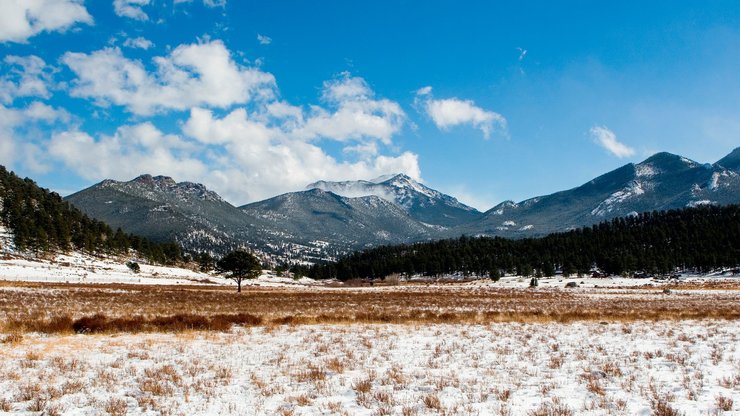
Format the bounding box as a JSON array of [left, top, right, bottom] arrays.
[[369, 173, 399, 183], [101, 175, 224, 203], [305, 173, 476, 215], [635, 163, 659, 178]]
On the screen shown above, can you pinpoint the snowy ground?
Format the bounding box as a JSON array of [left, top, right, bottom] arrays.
[[0, 253, 210, 285], [0, 252, 324, 288], [465, 274, 740, 289], [0, 320, 738, 415], [2, 251, 735, 289]]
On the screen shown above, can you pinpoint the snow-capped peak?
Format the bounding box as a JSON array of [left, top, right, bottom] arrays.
[[98, 175, 224, 203], [369, 173, 399, 183], [305, 173, 479, 225]]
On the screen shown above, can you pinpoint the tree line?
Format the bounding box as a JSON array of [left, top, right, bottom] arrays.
[[299, 205, 740, 280], [0, 166, 183, 264]]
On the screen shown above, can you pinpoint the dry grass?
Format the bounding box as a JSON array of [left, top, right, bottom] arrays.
[[4, 312, 262, 334], [716, 394, 734, 411], [0, 320, 737, 415], [0, 282, 738, 333]]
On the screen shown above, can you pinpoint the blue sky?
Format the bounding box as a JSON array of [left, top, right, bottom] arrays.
[[1, 1, 738, 209]]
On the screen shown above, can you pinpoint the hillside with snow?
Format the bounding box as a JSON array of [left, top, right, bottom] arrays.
[[62, 148, 740, 262]]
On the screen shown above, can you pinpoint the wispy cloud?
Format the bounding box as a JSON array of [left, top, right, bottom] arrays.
[[590, 126, 635, 158], [517, 47, 527, 61], [174, 0, 226, 7], [122, 36, 154, 50], [416, 86, 506, 139], [113, 0, 151, 21], [257, 34, 272, 45]]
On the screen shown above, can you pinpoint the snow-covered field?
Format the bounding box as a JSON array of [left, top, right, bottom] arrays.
[[1, 226, 739, 415], [0, 320, 738, 415], [0, 253, 210, 286], [0, 252, 323, 288]]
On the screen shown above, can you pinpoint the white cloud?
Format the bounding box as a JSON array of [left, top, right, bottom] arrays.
[[45, 69, 415, 204], [0, 102, 69, 173], [181, 107, 419, 204], [292, 74, 405, 144], [257, 34, 272, 45], [113, 0, 150, 20], [63, 40, 276, 115], [0, 0, 92, 43], [517, 47, 527, 61], [0, 56, 54, 104], [26, 39, 414, 205], [590, 126, 635, 158], [415, 86, 432, 96], [173, 0, 226, 7], [122, 36, 154, 50], [418, 89, 506, 139], [49, 122, 207, 181]]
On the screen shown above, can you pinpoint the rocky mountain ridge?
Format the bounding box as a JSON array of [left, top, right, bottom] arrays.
[[65, 147, 740, 262]]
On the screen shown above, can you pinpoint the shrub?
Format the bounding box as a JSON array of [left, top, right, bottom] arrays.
[[126, 261, 140, 273], [717, 395, 733, 411]]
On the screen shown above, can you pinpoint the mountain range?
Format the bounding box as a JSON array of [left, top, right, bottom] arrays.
[[65, 147, 740, 262]]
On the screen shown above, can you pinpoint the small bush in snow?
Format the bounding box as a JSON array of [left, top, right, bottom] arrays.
[[126, 261, 140, 273]]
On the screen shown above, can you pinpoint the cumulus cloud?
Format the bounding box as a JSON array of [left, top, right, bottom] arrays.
[[181, 106, 419, 203], [49, 122, 207, 181], [257, 34, 272, 45], [26, 38, 416, 204], [0, 102, 69, 173], [63, 40, 276, 115], [122, 36, 154, 50], [0, 0, 92, 43], [0, 56, 54, 104], [40, 66, 415, 204], [417, 87, 506, 139], [590, 126, 635, 158], [113, 0, 150, 20], [292, 74, 405, 144]]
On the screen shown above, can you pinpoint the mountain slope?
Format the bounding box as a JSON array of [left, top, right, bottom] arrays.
[[715, 146, 740, 171], [66, 175, 444, 261], [66, 175, 254, 252], [0, 167, 181, 263], [239, 188, 435, 259], [306, 174, 482, 227], [64, 148, 740, 262], [460, 150, 740, 237]]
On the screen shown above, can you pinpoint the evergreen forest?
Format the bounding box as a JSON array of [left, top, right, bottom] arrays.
[[301, 205, 740, 280], [0, 166, 183, 264]]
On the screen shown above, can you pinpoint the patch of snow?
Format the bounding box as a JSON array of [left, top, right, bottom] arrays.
[[0, 225, 16, 253], [518, 224, 534, 231], [680, 156, 698, 167], [0, 250, 327, 287], [709, 172, 720, 190], [374, 230, 391, 240], [635, 163, 658, 177], [502, 220, 516, 227], [591, 180, 647, 216], [686, 200, 714, 208]]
